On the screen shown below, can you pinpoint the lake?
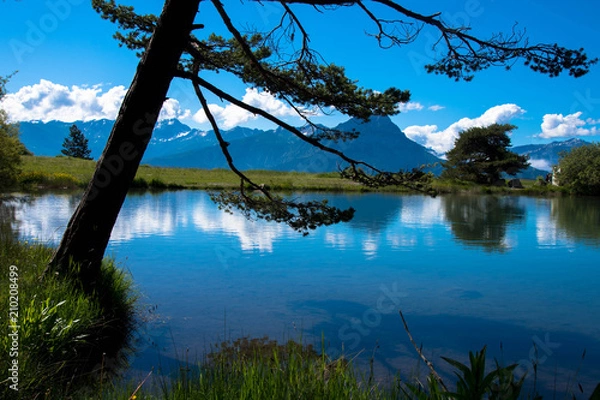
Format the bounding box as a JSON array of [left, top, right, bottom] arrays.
[[5, 190, 600, 396]]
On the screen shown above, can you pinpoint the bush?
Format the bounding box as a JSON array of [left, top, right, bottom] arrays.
[[557, 143, 600, 195], [149, 177, 168, 189], [130, 177, 150, 188], [0, 112, 23, 190]]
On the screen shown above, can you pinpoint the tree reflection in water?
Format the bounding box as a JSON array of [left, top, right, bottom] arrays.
[[551, 196, 600, 246], [442, 195, 526, 252]]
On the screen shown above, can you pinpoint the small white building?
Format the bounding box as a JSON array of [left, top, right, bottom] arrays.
[[551, 167, 561, 186]]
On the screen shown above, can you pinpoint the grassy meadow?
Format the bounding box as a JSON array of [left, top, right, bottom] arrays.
[[19, 155, 371, 192], [18, 155, 565, 196]]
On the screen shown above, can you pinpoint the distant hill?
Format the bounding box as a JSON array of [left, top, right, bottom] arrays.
[[18, 119, 261, 160], [149, 115, 443, 173], [17, 117, 594, 178], [512, 138, 590, 171], [19, 116, 442, 174], [510, 138, 591, 179]]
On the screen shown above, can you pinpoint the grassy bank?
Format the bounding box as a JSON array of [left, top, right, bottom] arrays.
[[0, 223, 137, 399], [19, 155, 567, 196], [20, 155, 376, 192]]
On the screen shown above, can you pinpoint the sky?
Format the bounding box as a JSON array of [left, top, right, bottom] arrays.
[[1, 0, 600, 157]]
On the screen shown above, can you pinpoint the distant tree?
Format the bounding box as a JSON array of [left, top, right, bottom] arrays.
[[61, 124, 92, 160], [0, 74, 29, 190], [48, 0, 596, 288], [556, 143, 600, 195], [0, 112, 24, 190], [442, 124, 529, 184]]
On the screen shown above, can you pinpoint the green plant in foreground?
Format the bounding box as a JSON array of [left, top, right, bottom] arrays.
[[441, 346, 525, 400], [0, 235, 137, 399]]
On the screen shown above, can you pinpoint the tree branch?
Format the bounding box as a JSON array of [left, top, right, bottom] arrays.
[[275, 0, 597, 80], [177, 70, 433, 194]]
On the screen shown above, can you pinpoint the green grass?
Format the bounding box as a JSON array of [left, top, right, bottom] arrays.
[[0, 221, 137, 399], [97, 337, 404, 400], [431, 177, 566, 196], [19, 155, 410, 193], [20, 155, 570, 196]]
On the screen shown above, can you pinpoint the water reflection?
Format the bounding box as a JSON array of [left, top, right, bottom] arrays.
[[6, 193, 78, 242], [442, 195, 526, 252], [6, 191, 600, 252], [551, 197, 600, 246], [0, 196, 21, 241], [4, 191, 600, 397]]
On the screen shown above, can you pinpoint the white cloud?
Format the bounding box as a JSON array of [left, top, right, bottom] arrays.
[[0, 79, 191, 123], [397, 102, 445, 113], [403, 104, 526, 154], [159, 98, 191, 121], [193, 88, 299, 129], [529, 159, 552, 171], [398, 102, 424, 112], [539, 111, 599, 138]]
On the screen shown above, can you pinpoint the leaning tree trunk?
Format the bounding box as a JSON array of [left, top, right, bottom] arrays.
[[48, 0, 200, 289]]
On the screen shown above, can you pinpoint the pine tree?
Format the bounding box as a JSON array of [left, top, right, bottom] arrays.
[[442, 124, 530, 184], [61, 124, 92, 160]]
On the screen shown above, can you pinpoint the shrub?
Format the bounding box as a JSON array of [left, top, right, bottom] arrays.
[[557, 143, 600, 195]]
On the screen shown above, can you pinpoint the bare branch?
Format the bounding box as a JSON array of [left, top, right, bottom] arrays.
[[357, 1, 421, 49], [189, 65, 357, 234], [275, 0, 597, 80]]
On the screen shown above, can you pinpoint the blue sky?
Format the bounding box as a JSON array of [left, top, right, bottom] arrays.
[[1, 0, 600, 159]]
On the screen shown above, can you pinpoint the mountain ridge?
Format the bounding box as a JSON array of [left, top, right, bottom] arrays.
[[17, 117, 594, 178]]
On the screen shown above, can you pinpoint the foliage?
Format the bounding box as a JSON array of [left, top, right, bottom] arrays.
[[556, 143, 600, 195], [211, 190, 355, 235], [61, 124, 93, 160], [0, 231, 137, 399], [0, 112, 23, 190], [0, 75, 30, 190], [441, 346, 525, 400], [442, 124, 529, 184]]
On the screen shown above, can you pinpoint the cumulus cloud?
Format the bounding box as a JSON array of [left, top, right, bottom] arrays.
[[159, 98, 191, 120], [0, 79, 191, 123], [529, 159, 552, 171], [193, 88, 299, 129], [398, 102, 424, 112], [539, 111, 599, 138], [403, 104, 526, 155]]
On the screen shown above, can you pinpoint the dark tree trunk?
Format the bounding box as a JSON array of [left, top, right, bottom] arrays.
[[48, 0, 200, 289]]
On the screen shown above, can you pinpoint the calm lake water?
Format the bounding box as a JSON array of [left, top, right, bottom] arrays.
[[4, 190, 600, 396]]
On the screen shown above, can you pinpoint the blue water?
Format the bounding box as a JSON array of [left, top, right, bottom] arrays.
[[7, 191, 600, 396]]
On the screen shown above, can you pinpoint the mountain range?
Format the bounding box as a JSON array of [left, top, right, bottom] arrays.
[[18, 117, 591, 178]]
